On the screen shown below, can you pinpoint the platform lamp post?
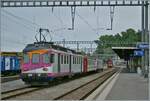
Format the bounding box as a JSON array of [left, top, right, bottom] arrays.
[[144, 1, 149, 78]]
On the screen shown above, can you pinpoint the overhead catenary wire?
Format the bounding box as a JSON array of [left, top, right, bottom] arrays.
[[50, 8, 67, 39], [76, 11, 99, 36], [1, 14, 35, 31], [2, 9, 41, 28]]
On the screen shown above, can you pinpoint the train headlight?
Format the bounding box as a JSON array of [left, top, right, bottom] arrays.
[[43, 68, 48, 71], [38, 74, 41, 76]]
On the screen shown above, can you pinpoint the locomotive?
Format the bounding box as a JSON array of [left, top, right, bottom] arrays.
[[20, 41, 103, 85]]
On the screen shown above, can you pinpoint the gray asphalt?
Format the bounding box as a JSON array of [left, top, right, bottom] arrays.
[[106, 73, 149, 100]]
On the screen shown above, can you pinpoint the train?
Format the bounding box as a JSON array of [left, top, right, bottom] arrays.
[[0, 52, 22, 76], [20, 41, 104, 85], [107, 59, 113, 68]]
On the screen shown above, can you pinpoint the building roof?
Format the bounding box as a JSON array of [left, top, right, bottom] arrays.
[[112, 47, 140, 60]]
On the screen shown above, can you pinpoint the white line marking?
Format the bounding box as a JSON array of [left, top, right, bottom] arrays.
[[96, 71, 120, 100], [85, 70, 120, 100]]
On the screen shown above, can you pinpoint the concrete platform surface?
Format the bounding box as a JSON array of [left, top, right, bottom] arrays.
[[106, 73, 149, 100]]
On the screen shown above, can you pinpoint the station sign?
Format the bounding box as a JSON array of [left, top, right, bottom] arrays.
[[137, 43, 149, 49], [134, 50, 144, 56]]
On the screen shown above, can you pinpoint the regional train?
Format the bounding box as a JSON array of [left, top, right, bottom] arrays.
[[20, 41, 104, 85], [107, 59, 113, 68]]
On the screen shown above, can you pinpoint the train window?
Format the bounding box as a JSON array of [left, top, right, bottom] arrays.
[[75, 57, 77, 64], [61, 55, 63, 64], [73, 57, 75, 64], [23, 54, 29, 63], [74, 56, 75, 64], [64, 55, 66, 64], [50, 54, 55, 63], [66, 56, 67, 64], [76, 57, 77, 64], [79, 57, 81, 64], [43, 53, 50, 64], [32, 53, 40, 64], [73, 57, 74, 64], [79, 57, 80, 64], [67, 56, 69, 64], [74, 56, 76, 64]]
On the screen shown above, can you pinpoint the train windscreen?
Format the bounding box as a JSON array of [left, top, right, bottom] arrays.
[[32, 53, 40, 64], [23, 54, 29, 64]]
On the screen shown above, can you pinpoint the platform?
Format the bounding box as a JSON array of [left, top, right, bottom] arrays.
[[86, 67, 149, 100], [96, 71, 149, 100]]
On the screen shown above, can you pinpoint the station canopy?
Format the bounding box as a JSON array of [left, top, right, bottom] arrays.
[[112, 47, 141, 60]]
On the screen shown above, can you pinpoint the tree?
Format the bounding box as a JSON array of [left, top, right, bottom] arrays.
[[96, 28, 141, 54]]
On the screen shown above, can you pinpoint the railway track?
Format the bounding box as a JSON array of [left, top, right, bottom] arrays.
[[54, 68, 117, 100], [1, 86, 42, 100], [1, 68, 117, 100], [1, 72, 98, 100]]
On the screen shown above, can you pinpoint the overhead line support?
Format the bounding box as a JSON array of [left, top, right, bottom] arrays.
[[1, 0, 148, 7]]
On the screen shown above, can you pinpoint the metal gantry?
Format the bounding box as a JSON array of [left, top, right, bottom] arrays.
[[1, 0, 149, 7], [1, 0, 149, 77]]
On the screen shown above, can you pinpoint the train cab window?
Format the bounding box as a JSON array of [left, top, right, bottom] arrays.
[[50, 54, 55, 63], [61, 55, 63, 64], [43, 53, 50, 63], [32, 53, 40, 64], [23, 54, 29, 63]]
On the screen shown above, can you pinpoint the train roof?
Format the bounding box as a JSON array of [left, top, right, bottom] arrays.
[[23, 41, 82, 55], [0, 52, 23, 57]]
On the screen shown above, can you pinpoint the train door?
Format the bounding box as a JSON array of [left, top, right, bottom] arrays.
[[81, 57, 82, 72], [83, 57, 88, 72], [58, 53, 61, 73], [69, 55, 72, 72]]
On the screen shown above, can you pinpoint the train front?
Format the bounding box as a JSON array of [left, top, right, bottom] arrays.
[[21, 43, 54, 85]]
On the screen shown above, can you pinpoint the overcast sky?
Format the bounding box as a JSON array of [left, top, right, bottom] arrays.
[[1, 5, 150, 52]]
